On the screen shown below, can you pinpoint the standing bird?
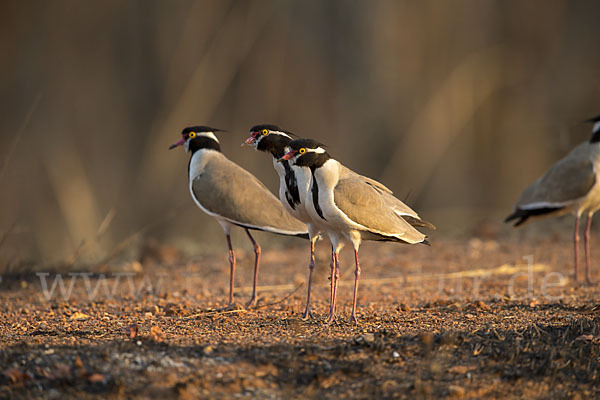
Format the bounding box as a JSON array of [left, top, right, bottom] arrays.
[[505, 115, 600, 284], [169, 126, 308, 307], [281, 139, 435, 323], [243, 125, 333, 318]]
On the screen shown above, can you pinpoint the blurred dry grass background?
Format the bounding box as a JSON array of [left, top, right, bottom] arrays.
[[1, 0, 600, 269]]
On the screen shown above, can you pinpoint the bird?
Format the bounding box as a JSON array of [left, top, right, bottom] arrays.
[[505, 115, 600, 284], [169, 126, 308, 307], [243, 124, 334, 319], [280, 138, 435, 323]]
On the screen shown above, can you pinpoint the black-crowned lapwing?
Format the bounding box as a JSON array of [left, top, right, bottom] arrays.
[[243, 125, 334, 319], [170, 126, 308, 307], [506, 115, 600, 284], [280, 139, 435, 323]]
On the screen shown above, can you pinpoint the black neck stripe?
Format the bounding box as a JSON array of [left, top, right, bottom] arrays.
[[311, 168, 326, 221], [188, 136, 221, 153], [256, 134, 291, 158], [283, 161, 301, 209]]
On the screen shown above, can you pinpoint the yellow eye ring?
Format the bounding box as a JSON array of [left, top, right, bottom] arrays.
[[261, 129, 268, 136], [189, 131, 196, 138], [299, 148, 306, 154]]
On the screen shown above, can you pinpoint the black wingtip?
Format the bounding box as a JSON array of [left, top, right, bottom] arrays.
[[421, 237, 431, 246], [505, 210, 530, 227], [584, 114, 600, 124], [505, 206, 565, 227]]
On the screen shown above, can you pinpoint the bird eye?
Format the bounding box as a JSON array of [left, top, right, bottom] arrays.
[[261, 129, 269, 136], [188, 131, 196, 138], [299, 148, 306, 154]]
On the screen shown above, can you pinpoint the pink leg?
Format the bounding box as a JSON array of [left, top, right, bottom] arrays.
[[327, 249, 340, 325], [329, 246, 335, 306], [584, 214, 593, 285], [225, 234, 236, 305], [574, 215, 581, 282], [245, 229, 261, 308], [302, 237, 317, 319], [350, 249, 361, 323]]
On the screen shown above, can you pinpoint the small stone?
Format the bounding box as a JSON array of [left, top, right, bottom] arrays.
[[361, 333, 375, 343], [203, 346, 214, 355], [69, 312, 90, 321], [392, 351, 400, 358], [448, 385, 465, 397]]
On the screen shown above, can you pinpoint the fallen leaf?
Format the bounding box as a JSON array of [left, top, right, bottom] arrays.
[[149, 325, 166, 342], [69, 312, 90, 321], [448, 385, 466, 397], [87, 373, 106, 383], [575, 334, 594, 342], [124, 323, 138, 339], [74, 355, 84, 370]]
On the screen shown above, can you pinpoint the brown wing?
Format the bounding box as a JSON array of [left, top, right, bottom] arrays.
[[191, 156, 307, 235], [333, 176, 427, 244], [338, 165, 435, 230], [339, 165, 393, 194], [517, 152, 596, 207]]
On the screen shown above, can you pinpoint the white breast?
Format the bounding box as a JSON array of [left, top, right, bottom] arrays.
[[187, 149, 226, 221], [188, 148, 219, 181], [308, 159, 366, 233]]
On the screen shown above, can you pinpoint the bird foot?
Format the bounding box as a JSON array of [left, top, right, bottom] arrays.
[[326, 313, 338, 326], [349, 314, 359, 324], [302, 308, 314, 320], [245, 297, 258, 309], [585, 277, 595, 286], [220, 302, 244, 312]]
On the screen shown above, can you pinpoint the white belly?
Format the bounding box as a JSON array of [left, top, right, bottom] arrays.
[[305, 160, 366, 249]]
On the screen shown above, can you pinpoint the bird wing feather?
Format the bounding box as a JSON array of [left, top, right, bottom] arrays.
[[333, 174, 427, 244], [338, 166, 435, 230], [191, 155, 307, 235], [516, 145, 596, 208]]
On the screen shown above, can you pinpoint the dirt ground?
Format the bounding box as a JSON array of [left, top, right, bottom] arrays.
[[1, 235, 599, 399]]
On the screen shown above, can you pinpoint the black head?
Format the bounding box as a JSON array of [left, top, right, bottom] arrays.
[[243, 124, 295, 158], [584, 115, 600, 143], [169, 126, 223, 153], [182, 126, 224, 136], [280, 138, 330, 169], [249, 124, 287, 133]]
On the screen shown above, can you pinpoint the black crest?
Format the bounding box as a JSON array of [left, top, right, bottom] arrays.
[[585, 115, 600, 143], [250, 124, 295, 136], [182, 126, 224, 135]]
